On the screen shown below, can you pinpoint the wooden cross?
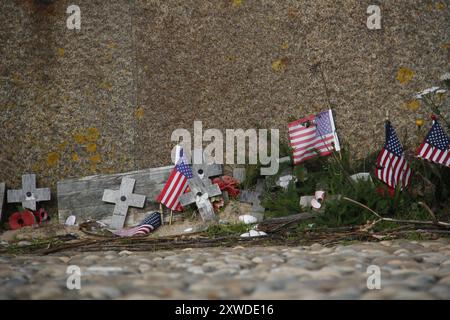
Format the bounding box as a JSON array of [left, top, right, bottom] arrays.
[[102, 177, 146, 229], [0, 182, 5, 221], [191, 148, 222, 181], [240, 178, 265, 213], [7, 174, 51, 211], [179, 177, 221, 222]]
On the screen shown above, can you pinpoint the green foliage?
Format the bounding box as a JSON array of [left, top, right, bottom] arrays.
[[262, 182, 301, 218], [241, 164, 261, 189], [204, 223, 249, 237], [254, 139, 449, 229]]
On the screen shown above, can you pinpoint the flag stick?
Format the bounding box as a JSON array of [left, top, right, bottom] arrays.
[[312, 61, 353, 187], [318, 64, 343, 163], [159, 203, 164, 225], [169, 210, 173, 225]]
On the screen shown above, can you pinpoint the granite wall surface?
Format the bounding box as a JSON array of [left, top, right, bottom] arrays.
[[0, 0, 449, 188]]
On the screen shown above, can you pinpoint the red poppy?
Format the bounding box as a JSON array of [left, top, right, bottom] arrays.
[[9, 210, 35, 230], [212, 175, 240, 197], [34, 208, 49, 225]]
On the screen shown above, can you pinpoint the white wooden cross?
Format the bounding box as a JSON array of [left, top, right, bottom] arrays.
[[191, 148, 222, 181], [179, 177, 221, 222], [7, 174, 51, 211], [102, 177, 146, 229], [0, 182, 5, 221]]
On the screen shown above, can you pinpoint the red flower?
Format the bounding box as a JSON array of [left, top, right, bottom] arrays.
[[9, 210, 35, 230], [212, 175, 240, 197]]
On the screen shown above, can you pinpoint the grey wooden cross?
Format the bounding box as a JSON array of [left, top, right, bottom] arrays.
[[191, 148, 222, 181], [0, 182, 5, 221], [240, 178, 265, 213], [7, 174, 51, 211], [179, 177, 221, 222], [102, 177, 146, 229]]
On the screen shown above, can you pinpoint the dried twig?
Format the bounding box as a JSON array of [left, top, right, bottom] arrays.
[[342, 197, 382, 219], [418, 202, 437, 223], [343, 197, 450, 228]]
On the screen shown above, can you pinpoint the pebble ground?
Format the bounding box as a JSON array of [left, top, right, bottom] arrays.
[[1, 239, 449, 299]]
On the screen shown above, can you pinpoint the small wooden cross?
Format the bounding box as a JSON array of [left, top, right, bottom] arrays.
[[179, 177, 221, 222], [0, 182, 5, 221], [7, 174, 51, 211], [191, 148, 222, 181], [102, 177, 146, 229], [240, 178, 265, 213]]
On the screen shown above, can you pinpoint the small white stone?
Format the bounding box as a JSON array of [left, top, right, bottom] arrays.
[[239, 215, 257, 224], [118, 250, 133, 256], [17, 241, 32, 247], [252, 257, 263, 264], [58, 256, 71, 263], [65, 215, 76, 226], [187, 266, 204, 274], [240, 230, 267, 238], [350, 172, 372, 183]]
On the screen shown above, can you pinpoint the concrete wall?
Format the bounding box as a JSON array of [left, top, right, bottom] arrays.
[[1, 0, 449, 188]]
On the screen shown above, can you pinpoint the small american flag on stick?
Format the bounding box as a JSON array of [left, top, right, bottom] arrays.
[[288, 109, 341, 164], [375, 121, 411, 189], [156, 147, 193, 211], [416, 118, 450, 168], [112, 212, 161, 237]]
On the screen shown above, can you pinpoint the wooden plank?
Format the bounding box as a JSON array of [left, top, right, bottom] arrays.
[[0, 183, 5, 222], [240, 179, 265, 213], [57, 166, 173, 226]]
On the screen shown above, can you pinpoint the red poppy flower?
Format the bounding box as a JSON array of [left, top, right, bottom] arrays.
[[9, 210, 35, 230], [34, 208, 49, 225]]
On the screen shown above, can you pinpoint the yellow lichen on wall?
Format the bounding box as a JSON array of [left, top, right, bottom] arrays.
[[405, 100, 420, 111], [396, 67, 415, 85], [436, 2, 446, 10], [100, 81, 113, 91], [89, 153, 102, 164], [74, 133, 86, 144], [232, 0, 242, 8], [272, 59, 287, 72], [135, 106, 145, 120], [86, 143, 97, 153], [57, 48, 65, 57], [46, 152, 60, 167], [86, 127, 100, 142], [71, 153, 80, 162]]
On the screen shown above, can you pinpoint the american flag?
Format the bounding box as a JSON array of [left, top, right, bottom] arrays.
[[416, 119, 450, 167], [112, 212, 161, 237], [375, 121, 411, 189], [288, 109, 341, 164], [156, 147, 193, 211]]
